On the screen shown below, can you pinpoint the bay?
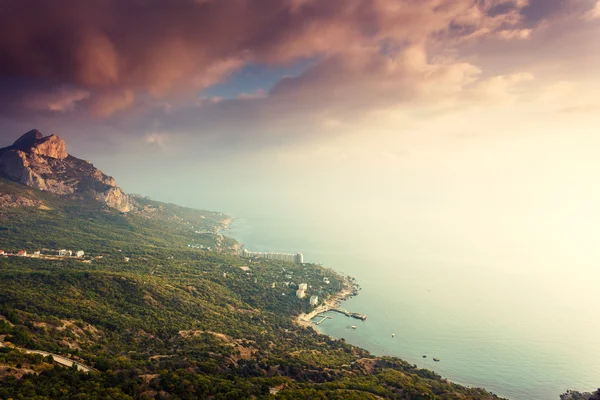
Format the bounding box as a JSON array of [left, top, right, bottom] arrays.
[[225, 212, 599, 400]]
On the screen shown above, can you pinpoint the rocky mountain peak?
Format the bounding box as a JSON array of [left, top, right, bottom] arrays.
[[31, 134, 68, 159], [9, 129, 68, 159], [0, 129, 131, 212], [13, 129, 43, 148]]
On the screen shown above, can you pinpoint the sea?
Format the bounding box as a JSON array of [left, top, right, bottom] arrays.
[[224, 212, 599, 400]]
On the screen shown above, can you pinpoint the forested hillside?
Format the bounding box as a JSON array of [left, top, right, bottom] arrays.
[[0, 177, 506, 399], [0, 177, 235, 254]]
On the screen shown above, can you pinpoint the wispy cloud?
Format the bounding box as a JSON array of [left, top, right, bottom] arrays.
[[144, 132, 171, 150], [89, 90, 135, 117], [237, 89, 267, 100], [585, 1, 600, 19], [24, 87, 90, 112]]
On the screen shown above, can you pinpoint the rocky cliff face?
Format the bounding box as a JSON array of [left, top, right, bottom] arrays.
[[0, 130, 131, 212]]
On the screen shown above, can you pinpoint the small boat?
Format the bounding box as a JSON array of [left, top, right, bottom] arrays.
[[351, 325, 357, 330], [422, 355, 427, 358], [391, 333, 395, 337], [433, 358, 440, 362]]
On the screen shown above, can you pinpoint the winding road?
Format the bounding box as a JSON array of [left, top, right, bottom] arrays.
[[0, 342, 94, 372]]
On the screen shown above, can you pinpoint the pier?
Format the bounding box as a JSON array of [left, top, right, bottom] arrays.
[[314, 316, 332, 325], [297, 284, 366, 327], [330, 308, 367, 321], [300, 306, 366, 325]]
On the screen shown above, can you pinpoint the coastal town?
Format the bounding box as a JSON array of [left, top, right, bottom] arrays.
[[239, 248, 366, 324], [0, 248, 85, 259], [296, 276, 364, 329]]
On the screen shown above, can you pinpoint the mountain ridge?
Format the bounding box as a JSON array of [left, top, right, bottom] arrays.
[[0, 174, 234, 254]]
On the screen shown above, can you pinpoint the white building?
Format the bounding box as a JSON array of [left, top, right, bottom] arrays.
[[296, 289, 306, 299], [58, 249, 67, 256], [310, 295, 319, 306], [299, 283, 308, 291], [75, 251, 84, 257], [243, 249, 304, 264]]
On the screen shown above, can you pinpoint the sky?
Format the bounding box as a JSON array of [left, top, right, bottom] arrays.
[[0, 0, 599, 221]]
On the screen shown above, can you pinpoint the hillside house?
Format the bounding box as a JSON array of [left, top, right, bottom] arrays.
[[296, 289, 306, 299], [33, 251, 41, 257], [0, 250, 4, 255], [76, 250, 84, 257], [299, 283, 308, 291], [240, 266, 251, 272], [310, 295, 319, 306], [58, 249, 67, 256], [17, 250, 27, 256], [323, 277, 330, 284]]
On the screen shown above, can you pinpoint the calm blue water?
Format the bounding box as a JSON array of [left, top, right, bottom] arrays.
[[226, 214, 599, 400]]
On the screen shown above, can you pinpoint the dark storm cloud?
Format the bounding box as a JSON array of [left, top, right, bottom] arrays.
[[487, 2, 519, 17], [0, 0, 533, 111], [0, 0, 294, 89], [522, 0, 568, 22], [0, 0, 381, 117], [521, 0, 598, 24]]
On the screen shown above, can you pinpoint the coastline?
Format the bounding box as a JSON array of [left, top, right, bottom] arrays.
[[216, 215, 233, 233], [222, 218, 517, 398], [296, 276, 358, 331], [209, 215, 598, 399], [224, 217, 360, 332]]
